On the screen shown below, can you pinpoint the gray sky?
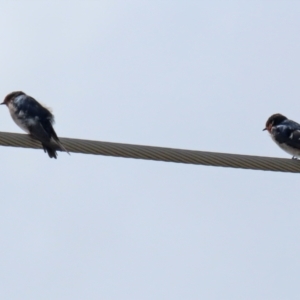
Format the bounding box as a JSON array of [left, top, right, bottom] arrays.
[[0, 1, 300, 299]]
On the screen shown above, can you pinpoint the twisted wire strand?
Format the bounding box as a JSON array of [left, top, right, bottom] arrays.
[[0, 131, 299, 173]]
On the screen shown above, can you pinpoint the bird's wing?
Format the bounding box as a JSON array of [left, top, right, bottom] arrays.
[[284, 130, 300, 149], [27, 121, 53, 145], [29, 120, 70, 154], [19, 96, 69, 154], [273, 124, 300, 149], [16, 96, 54, 123], [39, 120, 70, 154]]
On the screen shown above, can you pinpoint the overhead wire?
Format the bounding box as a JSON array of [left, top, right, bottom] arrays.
[[0, 131, 299, 173]]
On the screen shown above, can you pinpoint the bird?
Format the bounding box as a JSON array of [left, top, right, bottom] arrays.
[[263, 113, 300, 159], [1, 91, 69, 159]]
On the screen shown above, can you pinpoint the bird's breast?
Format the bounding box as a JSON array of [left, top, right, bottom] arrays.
[[7, 102, 34, 134]]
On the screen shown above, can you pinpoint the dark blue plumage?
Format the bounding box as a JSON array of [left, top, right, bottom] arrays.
[[264, 113, 300, 159], [1, 91, 68, 159]]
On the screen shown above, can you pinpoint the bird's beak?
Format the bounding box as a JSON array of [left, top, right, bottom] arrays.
[[263, 127, 267, 131], [0, 102, 5, 105]]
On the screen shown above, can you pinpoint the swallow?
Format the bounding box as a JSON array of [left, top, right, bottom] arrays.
[[263, 113, 300, 159], [1, 91, 69, 159]]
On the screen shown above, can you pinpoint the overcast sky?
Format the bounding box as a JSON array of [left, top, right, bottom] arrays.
[[0, 1, 300, 299]]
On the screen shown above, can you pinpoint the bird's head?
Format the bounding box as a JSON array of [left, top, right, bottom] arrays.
[[263, 113, 287, 133], [1, 91, 25, 106]]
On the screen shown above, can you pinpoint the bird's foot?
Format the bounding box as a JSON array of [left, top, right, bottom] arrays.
[[292, 156, 299, 160]]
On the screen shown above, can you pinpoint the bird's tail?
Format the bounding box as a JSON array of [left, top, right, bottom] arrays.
[[42, 144, 57, 159], [56, 140, 70, 155]]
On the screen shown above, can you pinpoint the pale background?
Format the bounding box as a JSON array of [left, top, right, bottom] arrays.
[[0, 1, 299, 299]]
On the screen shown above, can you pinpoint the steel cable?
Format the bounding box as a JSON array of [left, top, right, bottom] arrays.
[[0, 131, 299, 173]]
